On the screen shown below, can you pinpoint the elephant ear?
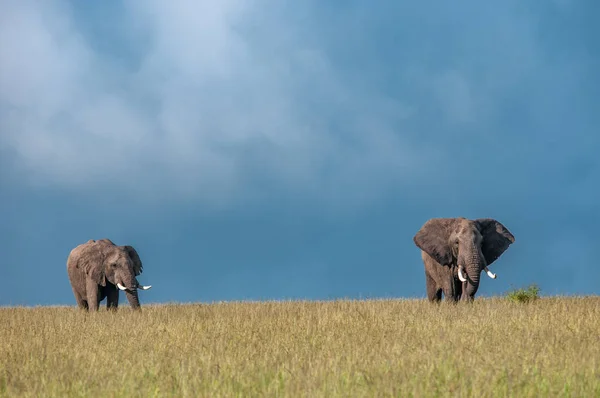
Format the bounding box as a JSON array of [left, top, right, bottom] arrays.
[[475, 219, 515, 266], [413, 218, 456, 266], [81, 245, 106, 287], [123, 245, 143, 276]]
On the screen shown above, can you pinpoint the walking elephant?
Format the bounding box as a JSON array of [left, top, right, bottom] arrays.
[[413, 217, 515, 302], [67, 239, 152, 311]]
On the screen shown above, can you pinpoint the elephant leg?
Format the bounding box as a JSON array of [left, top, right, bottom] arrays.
[[86, 280, 100, 311], [72, 288, 89, 311], [441, 279, 459, 303], [425, 272, 442, 302], [452, 278, 463, 301], [106, 285, 119, 311]]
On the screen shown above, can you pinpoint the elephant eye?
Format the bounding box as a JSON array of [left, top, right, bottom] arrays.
[[110, 263, 117, 268]]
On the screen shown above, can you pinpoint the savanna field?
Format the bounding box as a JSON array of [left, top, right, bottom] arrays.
[[1, 297, 599, 397]]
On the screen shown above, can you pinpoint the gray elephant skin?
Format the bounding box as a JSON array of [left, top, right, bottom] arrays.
[[66, 239, 152, 311], [413, 217, 515, 302]]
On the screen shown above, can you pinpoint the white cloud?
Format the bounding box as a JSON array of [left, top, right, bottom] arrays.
[[0, 0, 431, 208], [3, 0, 566, 211]]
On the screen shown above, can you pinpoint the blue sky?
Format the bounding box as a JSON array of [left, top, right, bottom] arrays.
[[1, 0, 598, 306]]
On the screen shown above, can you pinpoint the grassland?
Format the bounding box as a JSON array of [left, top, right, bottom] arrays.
[[1, 297, 599, 397]]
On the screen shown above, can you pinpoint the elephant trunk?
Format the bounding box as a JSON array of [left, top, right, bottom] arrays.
[[125, 289, 141, 310], [461, 246, 482, 300], [118, 273, 144, 310]]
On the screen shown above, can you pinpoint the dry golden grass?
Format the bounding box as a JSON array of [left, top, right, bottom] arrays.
[[1, 297, 599, 397]]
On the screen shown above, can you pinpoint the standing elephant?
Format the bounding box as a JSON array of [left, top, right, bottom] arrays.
[[67, 239, 152, 311], [413, 217, 515, 302]]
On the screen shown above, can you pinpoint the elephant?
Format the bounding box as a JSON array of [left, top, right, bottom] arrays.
[[66, 239, 152, 311], [413, 217, 515, 302]]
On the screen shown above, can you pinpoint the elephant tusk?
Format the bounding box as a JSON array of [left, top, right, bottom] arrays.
[[138, 284, 152, 290], [117, 283, 127, 291], [484, 266, 497, 279], [458, 266, 467, 282]]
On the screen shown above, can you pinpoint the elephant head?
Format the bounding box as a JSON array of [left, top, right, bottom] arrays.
[[82, 239, 152, 309], [413, 217, 515, 300]]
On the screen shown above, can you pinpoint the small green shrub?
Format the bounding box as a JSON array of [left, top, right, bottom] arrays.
[[506, 284, 541, 303]]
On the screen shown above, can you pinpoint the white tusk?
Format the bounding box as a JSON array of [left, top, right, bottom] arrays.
[[117, 283, 127, 291], [484, 266, 497, 279], [458, 266, 467, 282], [138, 285, 152, 290]]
